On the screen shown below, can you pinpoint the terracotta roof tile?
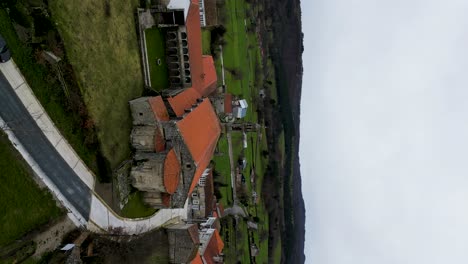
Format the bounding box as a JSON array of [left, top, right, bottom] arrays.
[[154, 127, 165, 152], [164, 148, 180, 194], [214, 230, 224, 253], [202, 229, 224, 264], [202, 55, 217, 95], [224, 93, 232, 113], [162, 193, 171, 207], [167, 88, 201, 117], [191, 252, 203, 264], [186, 1, 204, 93], [148, 96, 170, 121], [176, 99, 221, 194]]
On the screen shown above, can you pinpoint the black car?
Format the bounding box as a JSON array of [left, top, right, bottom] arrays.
[[0, 35, 11, 63]]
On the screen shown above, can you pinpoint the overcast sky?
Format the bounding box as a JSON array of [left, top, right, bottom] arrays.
[[300, 1, 468, 263]]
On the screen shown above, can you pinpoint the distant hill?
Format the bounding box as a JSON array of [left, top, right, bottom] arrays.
[[263, 0, 305, 263]]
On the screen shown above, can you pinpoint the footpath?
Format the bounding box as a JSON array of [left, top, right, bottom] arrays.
[[0, 60, 187, 234]]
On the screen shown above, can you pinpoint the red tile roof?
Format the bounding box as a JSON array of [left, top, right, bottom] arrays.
[[186, 0, 204, 93], [162, 193, 171, 207], [164, 148, 180, 194], [191, 252, 203, 264], [148, 96, 170, 121], [176, 99, 221, 194], [167, 88, 201, 117], [203, 229, 224, 264], [185, 2, 217, 97], [224, 93, 232, 113], [154, 127, 165, 152], [202, 55, 217, 95]]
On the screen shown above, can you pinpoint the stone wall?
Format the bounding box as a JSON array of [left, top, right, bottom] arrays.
[[131, 152, 166, 192], [129, 97, 157, 125], [131, 126, 157, 152]]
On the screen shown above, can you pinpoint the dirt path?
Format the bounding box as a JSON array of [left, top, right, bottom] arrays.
[[226, 130, 237, 205], [32, 216, 76, 258]]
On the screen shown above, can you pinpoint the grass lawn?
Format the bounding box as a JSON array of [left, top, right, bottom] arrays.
[[201, 28, 211, 55], [213, 135, 233, 206], [214, 0, 278, 262], [0, 9, 102, 176], [49, 0, 143, 169], [221, 0, 263, 123], [145, 28, 169, 91], [0, 132, 63, 247], [121, 192, 157, 218]]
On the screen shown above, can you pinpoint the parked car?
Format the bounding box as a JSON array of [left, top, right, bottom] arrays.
[[0, 34, 11, 63]]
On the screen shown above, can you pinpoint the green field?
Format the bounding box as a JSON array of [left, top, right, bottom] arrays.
[[0, 133, 63, 247], [212, 136, 233, 206], [220, 0, 263, 123], [0, 9, 102, 176], [212, 0, 274, 262], [145, 28, 169, 91], [49, 0, 144, 169], [202, 28, 211, 55]]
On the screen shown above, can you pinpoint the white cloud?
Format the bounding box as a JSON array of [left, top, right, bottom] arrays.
[[300, 1, 468, 263]]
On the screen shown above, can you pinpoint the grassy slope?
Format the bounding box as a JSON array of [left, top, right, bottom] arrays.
[[145, 28, 169, 91], [49, 0, 143, 168], [0, 9, 101, 175], [0, 133, 62, 247]]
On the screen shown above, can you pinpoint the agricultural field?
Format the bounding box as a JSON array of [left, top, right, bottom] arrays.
[[207, 0, 278, 262], [145, 28, 169, 91], [49, 0, 144, 169], [0, 132, 63, 247]]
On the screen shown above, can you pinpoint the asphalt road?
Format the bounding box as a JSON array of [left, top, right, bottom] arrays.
[[0, 72, 92, 219]]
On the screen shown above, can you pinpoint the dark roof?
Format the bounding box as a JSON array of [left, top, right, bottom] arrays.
[[224, 93, 233, 113]]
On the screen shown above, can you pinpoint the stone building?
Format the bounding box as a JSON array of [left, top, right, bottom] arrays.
[[129, 0, 220, 209], [129, 97, 220, 208], [190, 169, 215, 219], [154, 0, 218, 94], [167, 223, 200, 263], [191, 226, 224, 264]]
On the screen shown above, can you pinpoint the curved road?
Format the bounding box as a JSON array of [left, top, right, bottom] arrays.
[[0, 72, 92, 219]]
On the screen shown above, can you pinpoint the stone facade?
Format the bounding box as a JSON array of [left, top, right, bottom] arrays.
[[130, 126, 158, 152], [128, 98, 203, 209], [131, 152, 166, 193], [167, 223, 199, 263], [129, 97, 157, 125]]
